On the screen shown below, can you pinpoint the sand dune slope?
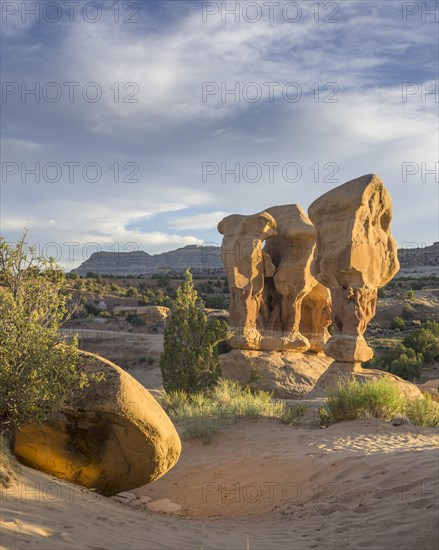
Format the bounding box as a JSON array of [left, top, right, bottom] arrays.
[[1, 419, 438, 550]]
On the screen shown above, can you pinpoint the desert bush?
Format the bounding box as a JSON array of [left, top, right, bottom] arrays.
[[403, 323, 439, 363], [126, 313, 145, 326], [84, 302, 102, 316], [322, 379, 403, 423], [159, 379, 307, 443], [0, 233, 89, 429], [126, 286, 139, 297], [401, 303, 416, 320], [204, 294, 228, 309], [390, 316, 405, 330], [406, 289, 415, 301], [377, 344, 424, 380], [388, 346, 424, 380], [160, 270, 227, 393], [404, 393, 439, 427]]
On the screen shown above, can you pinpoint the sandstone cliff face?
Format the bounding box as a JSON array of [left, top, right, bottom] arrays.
[[14, 352, 181, 496]]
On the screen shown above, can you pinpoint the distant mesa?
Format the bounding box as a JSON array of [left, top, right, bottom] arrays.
[[71, 242, 437, 278], [71, 244, 224, 277]]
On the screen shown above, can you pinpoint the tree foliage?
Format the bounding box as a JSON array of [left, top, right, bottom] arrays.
[[402, 322, 439, 363], [0, 233, 87, 428], [390, 316, 405, 330], [160, 270, 227, 392]]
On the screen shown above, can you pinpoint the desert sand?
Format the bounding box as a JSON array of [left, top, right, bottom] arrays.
[[1, 418, 438, 550]]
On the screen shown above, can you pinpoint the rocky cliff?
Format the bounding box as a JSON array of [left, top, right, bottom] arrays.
[[71, 243, 438, 277], [72, 245, 224, 276]]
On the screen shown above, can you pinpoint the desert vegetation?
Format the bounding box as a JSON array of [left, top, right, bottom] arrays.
[[0, 233, 93, 432], [159, 378, 307, 444], [366, 321, 439, 381], [320, 378, 439, 427], [160, 270, 227, 392]]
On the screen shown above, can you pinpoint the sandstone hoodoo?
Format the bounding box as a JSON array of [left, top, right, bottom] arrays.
[[308, 174, 400, 364], [218, 205, 329, 353], [218, 175, 423, 399], [218, 204, 333, 396], [13, 352, 181, 496]]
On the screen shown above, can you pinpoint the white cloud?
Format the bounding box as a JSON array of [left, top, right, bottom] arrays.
[[169, 211, 230, 230]]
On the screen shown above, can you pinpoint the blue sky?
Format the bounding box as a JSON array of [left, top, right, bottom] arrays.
[[1, 0, 438, 268]]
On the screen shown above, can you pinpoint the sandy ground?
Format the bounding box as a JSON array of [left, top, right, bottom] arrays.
[[1, 419, 438, 550], [4, 331, 438, 549]]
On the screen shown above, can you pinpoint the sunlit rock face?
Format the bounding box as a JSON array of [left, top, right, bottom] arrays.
[[308, 174, 400, 363], [218, 211, 278, 350], [300, 281, 332, 353], [218, 205, 321, 352], [14, 352, 181, 496], [218, 176, 422, 400]]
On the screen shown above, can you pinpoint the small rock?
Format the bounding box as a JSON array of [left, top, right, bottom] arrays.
[[140, 496, 152, 504], [128, 498, 143, 509], [116, 491, 137, 502], [146, 498, 182, 514]]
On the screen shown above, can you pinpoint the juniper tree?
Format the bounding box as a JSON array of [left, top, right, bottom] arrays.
[[160, 269, 227, 392]]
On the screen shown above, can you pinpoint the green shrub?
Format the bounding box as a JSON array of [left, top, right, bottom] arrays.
[[405, 393, 439, 427], [323, 379, 403, 423], [99, 311, 112, 318], [126, 286, 138, 297], [390, 316, 405, 330], [160, 270, 227, 393], [0, 233, 89, 429], [401, 303, 415, 320], [388, 348, 424, 380], [403, 324, 439, 363], [406, 289, 415, 301], [377, 287, 385, 298], [204, 294, 228, 309], [379, 344, 424, 380]]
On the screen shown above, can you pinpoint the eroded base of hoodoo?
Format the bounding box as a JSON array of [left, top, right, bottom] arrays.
[[324, 335, 374, 363], [219, 349, 333, 398], [310, 360, 423, 400], [228, 327, 311, 353]]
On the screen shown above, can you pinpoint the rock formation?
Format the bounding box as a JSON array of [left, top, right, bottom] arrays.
[[308, 174, 400, 364], [261, 205, 316, 351], [220, 350, 333, 398], [14, 352, 181, 496], [300, 281, 332, 353], [218, 205, 319, 352], [72, 245, 223, 277], [217, 211, 277, 350], [218, 205, 332, 397], [218, 174, 423, 399]]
